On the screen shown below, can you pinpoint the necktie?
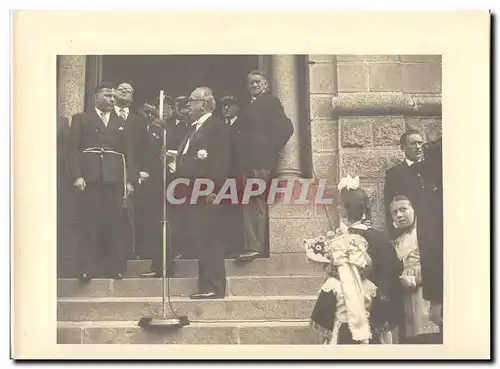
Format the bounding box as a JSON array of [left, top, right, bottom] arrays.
[[118, 108, 127, 120], [100, 111, 108, 126]]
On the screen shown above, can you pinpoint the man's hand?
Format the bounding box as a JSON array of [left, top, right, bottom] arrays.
[[429, 301, 443, 326], [138, 171, 149, 184], [73, 177, 86, 191], [126, 182, 135, 196], [399, 275, 417, 289]]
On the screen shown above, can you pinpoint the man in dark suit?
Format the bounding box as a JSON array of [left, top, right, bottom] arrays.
[[138, 109, 176, 278], [233, 70, 294, 261], [67, 82, 138, 281], [139, 95, 189, 278], [165, 96, 191, 150], [162, 96, 192, 259], [113, 82, 150, 259], [133, 99, 157, 262], [383, 130, 442, 239], [219, 94, 244, 257], [383, 130, 443, 332], [173, 86, 230, 299]]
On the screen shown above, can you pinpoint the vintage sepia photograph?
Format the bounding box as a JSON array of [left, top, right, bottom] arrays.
[[12, 10, 490, 360], [56, 54, 443, 345]]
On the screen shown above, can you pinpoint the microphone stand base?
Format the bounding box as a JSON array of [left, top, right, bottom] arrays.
[[138, 316, 190, 330]]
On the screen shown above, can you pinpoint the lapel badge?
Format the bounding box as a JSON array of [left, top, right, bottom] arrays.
[[196, 149, 208, 160]]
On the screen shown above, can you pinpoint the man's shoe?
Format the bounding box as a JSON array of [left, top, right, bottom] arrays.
[[140, 271, 160, 278], [79, 273, 91, 283], [112, 273, 124, 280], [189, 292, 224, 299]]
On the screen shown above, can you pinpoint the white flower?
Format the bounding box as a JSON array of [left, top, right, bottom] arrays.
[[337, 175, 360, 191], [196, 149, 208, 160], [326, 231, 335, 239]]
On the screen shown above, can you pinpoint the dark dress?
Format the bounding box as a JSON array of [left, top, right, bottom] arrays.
[[349, 227, 404, 333]]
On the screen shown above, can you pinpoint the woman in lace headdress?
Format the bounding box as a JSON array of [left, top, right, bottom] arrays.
[[389, 195, 441, 344], [306, 175, 403, 344]]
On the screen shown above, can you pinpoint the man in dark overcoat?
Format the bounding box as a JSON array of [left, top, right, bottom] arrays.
[[232, 70, 294, 261], [67, 82, 138, 281]]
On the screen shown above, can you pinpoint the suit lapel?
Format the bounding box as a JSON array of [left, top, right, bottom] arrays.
[[189, 116, 212, 146], [230, 117, 242, 130], [177, 117, 214, 165], [177, 125, 195, 153]]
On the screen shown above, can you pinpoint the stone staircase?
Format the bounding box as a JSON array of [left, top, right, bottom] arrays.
[[57, 254, 325, 344]]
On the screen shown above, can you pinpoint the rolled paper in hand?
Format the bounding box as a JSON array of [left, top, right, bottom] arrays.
[[159, 90, 164, 120]]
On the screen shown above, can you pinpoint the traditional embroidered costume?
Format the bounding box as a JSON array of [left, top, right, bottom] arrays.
[[393, 219, 440, 341], [305, 175, 402, 344], [305, 230, 376, 344]]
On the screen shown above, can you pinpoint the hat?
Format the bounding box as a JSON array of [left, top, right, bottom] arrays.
[[175, 96, 189, 106], [157, 94, 173, 106], [220, 95, 239, 105]]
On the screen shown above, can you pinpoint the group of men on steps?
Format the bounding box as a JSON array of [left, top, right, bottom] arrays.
[[58, 70, 294, 300]]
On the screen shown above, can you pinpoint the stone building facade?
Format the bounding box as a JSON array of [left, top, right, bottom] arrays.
[[57, 54, 442, 268]]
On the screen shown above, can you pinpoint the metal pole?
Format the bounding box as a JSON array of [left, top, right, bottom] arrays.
[[159, 91, 168, 319]]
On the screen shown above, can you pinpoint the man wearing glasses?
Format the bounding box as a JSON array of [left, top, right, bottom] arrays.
[[113, 82, 150, 260], [173, 86, 230, 299]]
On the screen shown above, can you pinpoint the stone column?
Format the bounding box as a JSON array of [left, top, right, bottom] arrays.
[[271, 55, 302, 178], [57, 55, 86, 122], [57, 55, 86, 277]]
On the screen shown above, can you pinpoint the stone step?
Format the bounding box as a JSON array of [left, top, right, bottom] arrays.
[[125, 253, 323, 277], [57, 320, 319, 344], [58, 275, 325, 298], [57, 295, 317, 322]]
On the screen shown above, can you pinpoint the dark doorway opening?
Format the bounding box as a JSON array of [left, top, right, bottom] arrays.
[[100, 54, 270, 259], [101, 55, 260, 112]]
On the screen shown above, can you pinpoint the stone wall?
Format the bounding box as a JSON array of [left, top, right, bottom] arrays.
[[57, 56, 86, 122], [309, 55, 442, 230]]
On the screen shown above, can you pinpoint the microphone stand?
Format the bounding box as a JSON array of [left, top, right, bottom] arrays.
[[138, 90, 190, 330]]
